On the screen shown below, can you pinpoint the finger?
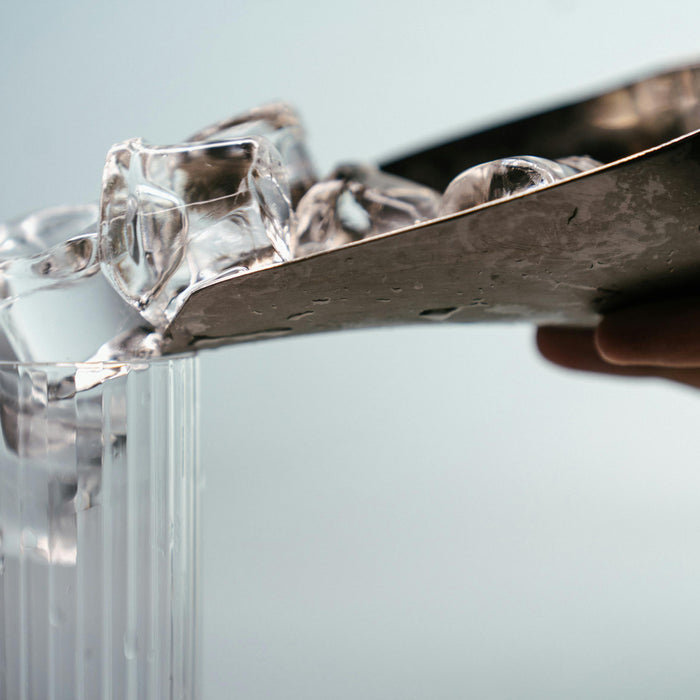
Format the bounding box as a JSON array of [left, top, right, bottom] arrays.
[[536, 327, 664, 377], [537, 326, 700, 389], [595, 298, 700, 367]]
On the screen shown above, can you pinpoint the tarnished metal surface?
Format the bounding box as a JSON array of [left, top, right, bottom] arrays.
[[162, 64, 700, 354]]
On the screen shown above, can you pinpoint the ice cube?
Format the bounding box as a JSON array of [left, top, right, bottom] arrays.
[[0, 203, 98, 258], [0, 205, 143, 362], [292, 164, 441, 256], [556, 155, 603, 173], [439, 155, 601, 215], [0, 231, 98, 305], [188, 102, 317, 206], [99, 135, 293, 329], [52, 326, 162, 399]]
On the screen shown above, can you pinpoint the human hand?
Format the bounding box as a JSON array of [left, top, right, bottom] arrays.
[[536, 298, 700, 390]]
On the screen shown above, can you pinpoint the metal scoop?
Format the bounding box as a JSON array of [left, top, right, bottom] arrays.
[[162, 63, 700, 354]]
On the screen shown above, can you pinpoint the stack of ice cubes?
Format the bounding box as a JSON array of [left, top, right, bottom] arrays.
[[0, 102, 602, 366], [0, 104, 310, 363]]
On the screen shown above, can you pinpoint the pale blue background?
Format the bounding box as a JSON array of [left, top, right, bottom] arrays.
[[2, 1, 700, 698]]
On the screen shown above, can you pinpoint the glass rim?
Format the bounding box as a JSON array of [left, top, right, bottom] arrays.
[[0, 351, 196, 369]]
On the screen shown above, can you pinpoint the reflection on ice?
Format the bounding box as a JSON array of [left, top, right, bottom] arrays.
[[188, 102, 317, 206]]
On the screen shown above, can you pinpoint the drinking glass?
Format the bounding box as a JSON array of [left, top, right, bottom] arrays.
[[0, 355, 200, 699]]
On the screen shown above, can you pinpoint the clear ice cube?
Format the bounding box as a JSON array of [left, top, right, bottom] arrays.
[[187, 102, 317, 206], [0, 231, 98, 305], [556, 155, 603, 173], [292, 163, 441, 256], [99, 135, 293, 329], [439, 155, 602, 215], [53, 326, 162, 399], [0, 205, 143, 362], [0, 203, 98, 258]]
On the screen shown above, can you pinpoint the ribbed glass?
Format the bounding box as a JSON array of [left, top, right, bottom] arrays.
[[0, 355, 200, 700]]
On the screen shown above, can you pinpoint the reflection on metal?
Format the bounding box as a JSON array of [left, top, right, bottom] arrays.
[[163, 64, 700, 354]]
